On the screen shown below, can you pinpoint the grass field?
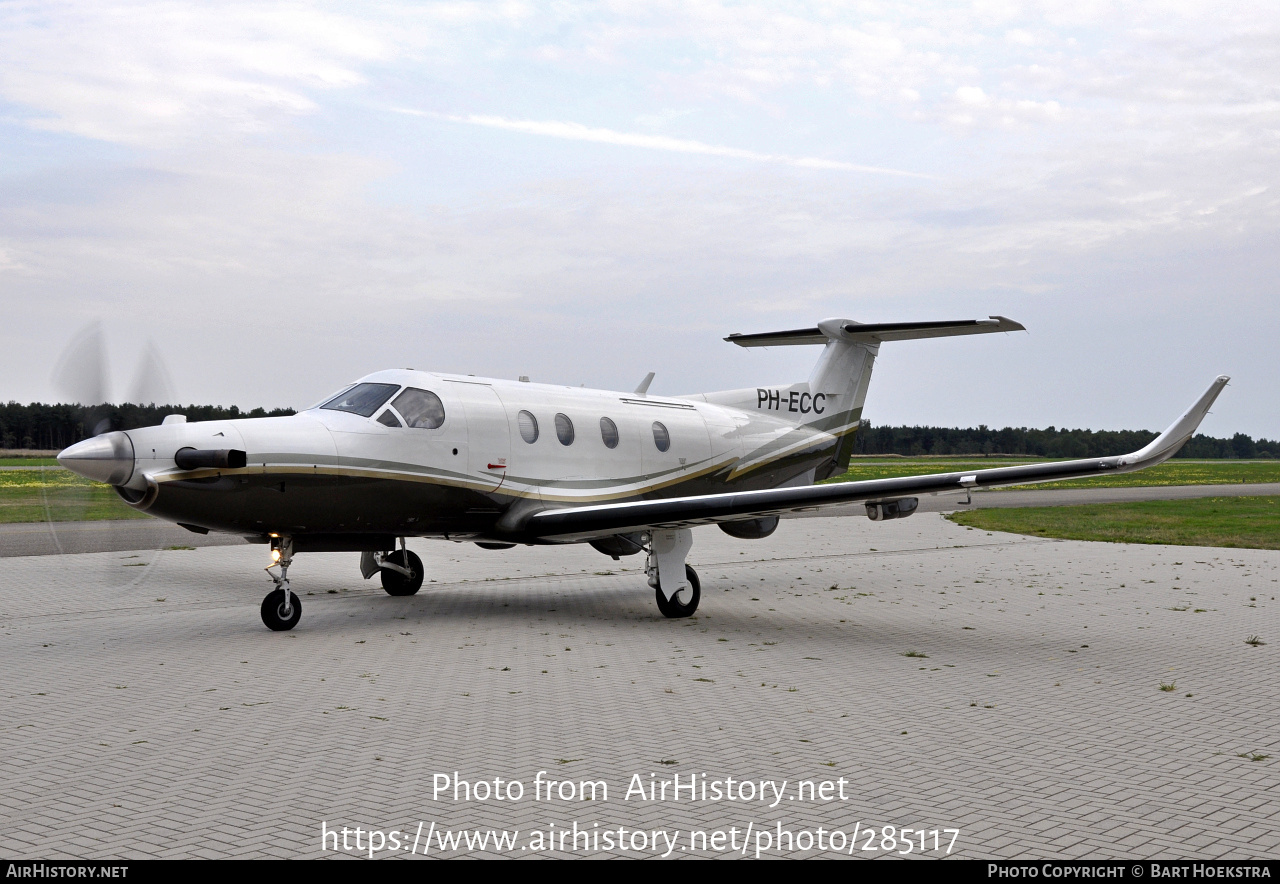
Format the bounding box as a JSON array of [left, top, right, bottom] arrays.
[[827, 458, 1280, 489], [0, 458, 60, 467], [0, 469, 150, 524], [946, 496, 1280, 550]]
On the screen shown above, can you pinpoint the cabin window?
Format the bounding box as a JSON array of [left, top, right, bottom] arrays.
[[320, 383, 399, 417], [377, 409, 403, 428], [555, 413, 575, 446], [599, 417, 619, 449], [391, 388, 446, 429], [518, 410, 539, 444], [652, 421, 670, 452]]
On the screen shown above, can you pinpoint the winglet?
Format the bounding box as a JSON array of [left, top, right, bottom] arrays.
[[1121, 376, 1230, 468], [634, 372, 655, 396]]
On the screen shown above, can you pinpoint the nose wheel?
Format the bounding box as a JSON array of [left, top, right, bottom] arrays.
[[261, 588, 302, 631]]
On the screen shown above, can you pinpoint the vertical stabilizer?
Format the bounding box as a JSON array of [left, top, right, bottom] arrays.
[[718, 315, 1025, 480], [805, 320, 878, 478]]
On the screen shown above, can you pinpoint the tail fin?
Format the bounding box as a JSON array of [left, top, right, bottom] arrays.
[[722, 316, 1025, 479]]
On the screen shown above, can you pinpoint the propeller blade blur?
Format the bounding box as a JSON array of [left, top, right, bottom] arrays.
[[129, 340, 176, 407], [52, 321, 111, 407]]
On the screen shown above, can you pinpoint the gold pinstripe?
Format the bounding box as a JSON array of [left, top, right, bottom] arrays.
[[149, 453, 743, 505], [725, 420, 858, 480]]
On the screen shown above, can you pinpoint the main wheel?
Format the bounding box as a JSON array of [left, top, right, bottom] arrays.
[[380, 549, 425, 596], [654, 565, 701, 618], [261, 588, 301, 631]]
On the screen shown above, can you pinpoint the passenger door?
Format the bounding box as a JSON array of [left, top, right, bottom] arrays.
[[447, 380, 511, 494]]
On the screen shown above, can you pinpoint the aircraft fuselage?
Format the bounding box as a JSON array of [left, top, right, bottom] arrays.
[[111, 369, 854, 545]]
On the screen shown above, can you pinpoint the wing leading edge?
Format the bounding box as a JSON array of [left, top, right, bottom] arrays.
[[518, 376, 1229, 544]]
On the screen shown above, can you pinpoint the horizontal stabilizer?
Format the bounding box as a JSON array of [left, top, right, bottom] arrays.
[[726, 316, 1025, 347]]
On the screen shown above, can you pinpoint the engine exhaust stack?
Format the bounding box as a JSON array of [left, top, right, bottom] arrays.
[[174, 448, 248, 470]]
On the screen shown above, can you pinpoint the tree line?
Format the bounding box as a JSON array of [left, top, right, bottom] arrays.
[[2, 401, 1275, 458], [851, 422, 1277, 459], [0, 403, 296, 451]]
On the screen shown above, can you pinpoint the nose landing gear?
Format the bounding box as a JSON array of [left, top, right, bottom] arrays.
[[261, 536, 301, 631]]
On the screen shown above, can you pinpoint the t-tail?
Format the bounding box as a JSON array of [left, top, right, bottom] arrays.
[[699, 316, 1025, 480]]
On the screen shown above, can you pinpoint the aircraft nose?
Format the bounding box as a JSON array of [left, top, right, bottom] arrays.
[[57, 431, 136, 486]]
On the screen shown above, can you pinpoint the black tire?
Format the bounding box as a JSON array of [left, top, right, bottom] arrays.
[[381, 549, 425, 596], [655, 565, 700, 618], [261, 588, 301, 631]]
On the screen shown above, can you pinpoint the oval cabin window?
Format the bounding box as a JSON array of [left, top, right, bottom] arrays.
[[555, 413, 575, 446], [651, 421, 670, 452], [518, 410, 539, 444], [599, 417, 619, 449]]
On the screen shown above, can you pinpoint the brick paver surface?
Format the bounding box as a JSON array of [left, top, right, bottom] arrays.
[[1, 513, 1276, 859]]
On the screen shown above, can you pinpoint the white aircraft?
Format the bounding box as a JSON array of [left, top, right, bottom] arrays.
[[56, 316, 1228, 631]]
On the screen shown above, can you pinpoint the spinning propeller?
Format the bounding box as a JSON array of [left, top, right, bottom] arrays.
[[52, 321, 177, 436], [39, 322, 180, 551]]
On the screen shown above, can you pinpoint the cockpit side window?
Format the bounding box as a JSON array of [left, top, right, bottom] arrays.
[[391, 388, 446, 429], [377, 409, 403, 428], [320, 383, 399, 417]]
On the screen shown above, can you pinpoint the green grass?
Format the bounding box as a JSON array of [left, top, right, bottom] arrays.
[[827, 458, 1280, 489], [0, 469, 149, 523], [0, 458, 60, 467], [946, 496, 1280, 550]]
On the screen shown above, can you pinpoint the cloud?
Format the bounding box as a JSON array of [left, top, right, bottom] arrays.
[[0, 1, 388, 146], [394, 108, 935, 177], [0, 124, 1275, 433]]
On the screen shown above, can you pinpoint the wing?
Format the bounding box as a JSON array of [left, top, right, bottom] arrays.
[[518, 376, 1229, 543]]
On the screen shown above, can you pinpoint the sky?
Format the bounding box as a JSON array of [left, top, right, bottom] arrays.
[[1, 0, 1276, 438]]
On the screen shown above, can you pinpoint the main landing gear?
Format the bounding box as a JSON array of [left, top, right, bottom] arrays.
[[261, 536, 301, 631], [646, 528, 701, 618], [359, 539, 425, 596], [654, 565, 701, 617]]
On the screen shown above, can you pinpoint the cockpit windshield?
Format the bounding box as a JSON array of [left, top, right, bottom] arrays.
[[319, 383, 399, 417]]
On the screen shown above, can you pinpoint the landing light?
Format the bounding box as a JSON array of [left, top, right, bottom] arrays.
[[270, 549, 281, 563]]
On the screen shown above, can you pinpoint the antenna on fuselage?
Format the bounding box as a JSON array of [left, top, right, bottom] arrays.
[[633, 372, 655, 396]]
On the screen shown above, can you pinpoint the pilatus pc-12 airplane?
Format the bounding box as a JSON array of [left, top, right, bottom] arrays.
[[57, 316, 1228, 631]]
